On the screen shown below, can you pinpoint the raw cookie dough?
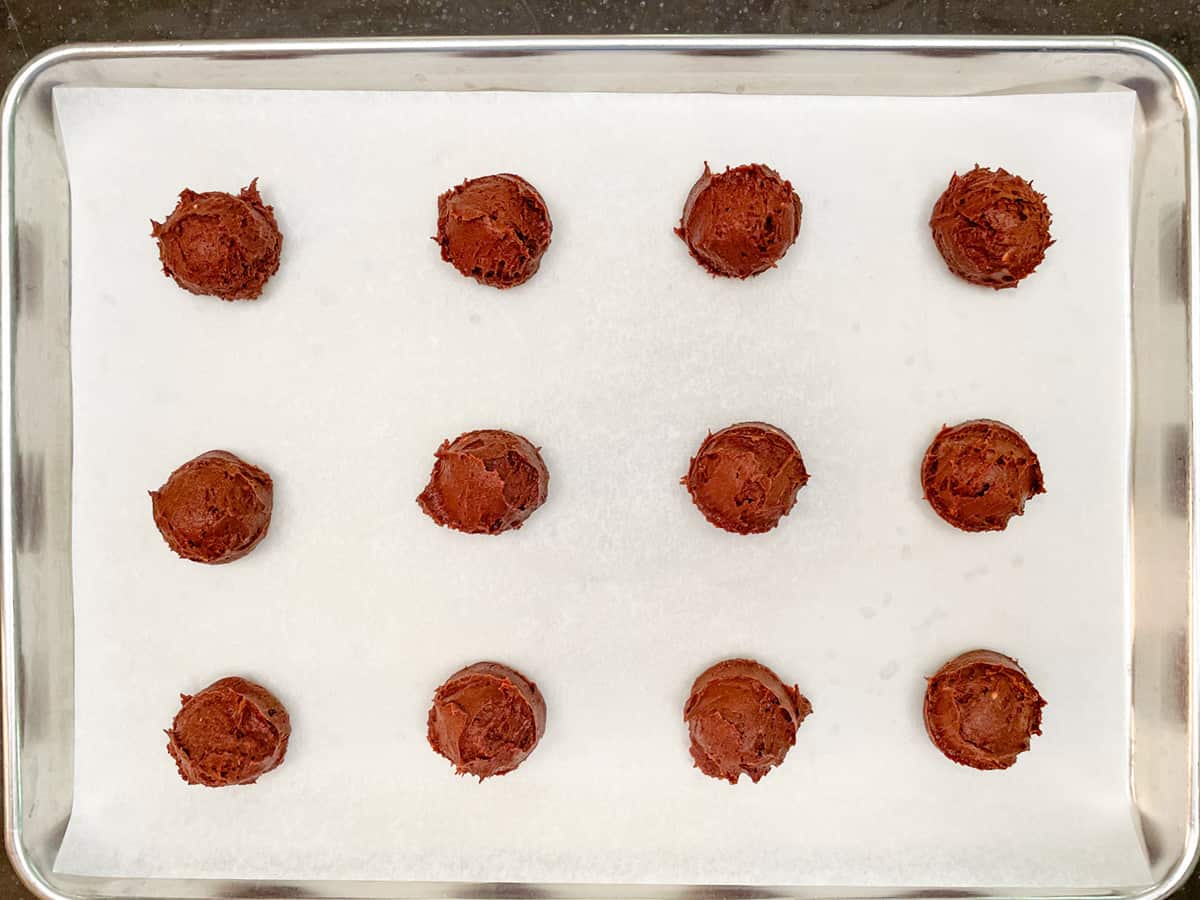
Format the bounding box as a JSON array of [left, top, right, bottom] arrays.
[[929, 165, 1053, 289], [427, 661, 547, 779], [166, 676, 291, 787], [921, 419, 1045, 532], [683, 422, 809, 534], [436, 174, 552, 288], [151, 179, 283, 300], [150, 450, 273, 564], [684, 658, 812, 784], [924, 649, 1046, 770], [417, 429, 549, 535], [675, 163, 802, 278]]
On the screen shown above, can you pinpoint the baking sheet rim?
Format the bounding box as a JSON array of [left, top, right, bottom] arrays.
[[1, 33, 1197, 900]]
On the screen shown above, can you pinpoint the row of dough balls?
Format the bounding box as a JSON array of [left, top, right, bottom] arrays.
[[148, 420, 1045, 565], [150, 163, 1053, 299], [166, 651, 1046, 788]]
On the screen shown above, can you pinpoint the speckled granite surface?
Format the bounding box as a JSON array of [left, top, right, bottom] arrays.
[[0, 0, 1196, 897], [0, 0, 1196, 80]]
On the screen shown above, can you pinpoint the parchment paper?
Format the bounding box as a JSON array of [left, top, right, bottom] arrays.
[[52, 86, 1145, 887]]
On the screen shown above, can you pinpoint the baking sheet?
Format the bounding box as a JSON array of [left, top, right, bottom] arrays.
[[52, 85, 1145, 887]]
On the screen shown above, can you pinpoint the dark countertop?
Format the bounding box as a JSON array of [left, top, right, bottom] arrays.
[[1, 1, 1196, 898], [0, 0, 1196, 78]]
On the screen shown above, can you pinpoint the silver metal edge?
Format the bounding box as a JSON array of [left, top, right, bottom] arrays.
[[0, 33, 1195, 900], [1100, 33, 1200, 900], [0, 32, 1188, 60], [1, 38, 89, 900]]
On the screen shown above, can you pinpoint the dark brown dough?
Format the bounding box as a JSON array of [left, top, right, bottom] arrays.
[[151, 179, 282, 300], [436, 174, 552, 288], [684, 658, 811, 784], [683, 422, 809, 534], [924, 649, 1045, 770], [417, 429, 549, 535], [150, 450, 273, 564], [675, 163, 802, 278], [921, 419, 1045, 532], [930, 165, 1053, 289], [166, 676, 291, 787], [427, 661, 547, 779]]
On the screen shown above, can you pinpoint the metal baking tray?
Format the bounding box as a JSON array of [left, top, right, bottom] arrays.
[[1, 34, 1197, 900]]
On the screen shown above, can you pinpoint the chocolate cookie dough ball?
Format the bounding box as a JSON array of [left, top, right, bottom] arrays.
[[929, 165, 1053, 289], [166, 676, 291, 787], [675, 163, 802, 278], [436, 174, 552, 289], [684, 658, 811, 784], [427, 661, 547, 780], [150, 450, 273, 564], [921, 419, 1045, 533], [417, 429, 549, 535], [924, 650, 1045, 770], [683, 422, 809, 534], [151, 179, 283, 300]]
